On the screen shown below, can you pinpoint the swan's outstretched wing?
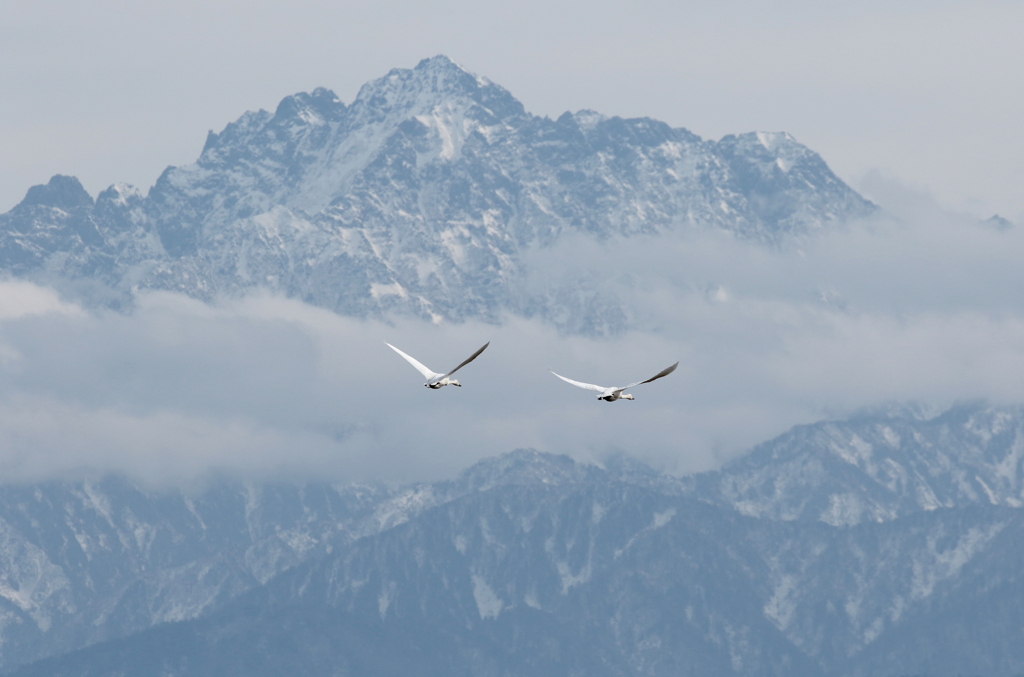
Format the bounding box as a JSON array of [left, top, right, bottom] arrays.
[[623, 362, 679, 391], [550, 370, 608, 393], [444, 342, 490, 378], [385, 342, 444, 381]]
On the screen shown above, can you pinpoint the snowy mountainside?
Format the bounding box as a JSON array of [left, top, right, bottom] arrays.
[[0, 56, 875, 329], [692, 402, 1024, 525], [4, 404, 1024, 674], [0, 450, 610, 671], [0, 477, 391, 670], [13, 447, 1024, 677]]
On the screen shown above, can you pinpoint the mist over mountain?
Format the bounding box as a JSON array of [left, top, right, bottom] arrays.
[[0, 56, 873, 332], [2, 403, 1024, 676], [2, 55, 1024, 676]]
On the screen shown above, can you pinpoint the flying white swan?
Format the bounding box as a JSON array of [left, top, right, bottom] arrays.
[[385, 341, 490, 388], [550, 362, 678, 401]]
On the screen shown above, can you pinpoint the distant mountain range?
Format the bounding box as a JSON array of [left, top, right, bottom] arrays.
[[0, 56, 874, 331], [4, 55, 1010, 676], [3, 401, 1024, 676]]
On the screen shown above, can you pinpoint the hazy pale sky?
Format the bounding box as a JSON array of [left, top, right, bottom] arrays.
[[2, 0, 1022, 220]]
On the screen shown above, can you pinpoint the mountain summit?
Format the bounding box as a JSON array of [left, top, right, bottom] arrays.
[[0, 56, 875, 328]]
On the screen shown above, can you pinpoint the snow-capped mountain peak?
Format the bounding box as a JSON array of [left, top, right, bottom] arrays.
[[1, 56, 875, 329]]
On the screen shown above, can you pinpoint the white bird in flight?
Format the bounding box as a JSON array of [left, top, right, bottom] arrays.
[[385, 341, 490, 389], [550, 362, 679, 402]]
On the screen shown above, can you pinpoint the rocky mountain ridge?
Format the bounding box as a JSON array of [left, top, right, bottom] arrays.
[[0, 56, 875, 330], [693, 402, 1024, 525], [2, 402, 1024, 675]]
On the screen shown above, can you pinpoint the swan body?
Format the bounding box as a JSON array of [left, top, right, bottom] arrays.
[[550, 362, 678, 402], [386, 341, 490, 388]]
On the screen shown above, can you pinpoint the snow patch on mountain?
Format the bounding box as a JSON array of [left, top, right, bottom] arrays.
[[471, 573, 504, 618]]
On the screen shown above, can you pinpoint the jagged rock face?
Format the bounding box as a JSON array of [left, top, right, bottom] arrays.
[[7, 403, 1024, 676], [0, 56, 874, 327]]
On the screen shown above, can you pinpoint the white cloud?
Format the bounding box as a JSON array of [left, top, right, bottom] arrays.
[[0, 279, 83, 320], [6, 172, 1024, 483], [2, 177, 1023, 484]]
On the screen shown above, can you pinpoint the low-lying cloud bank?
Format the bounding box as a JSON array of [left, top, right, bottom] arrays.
[[2, 184, 1023, 485]]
